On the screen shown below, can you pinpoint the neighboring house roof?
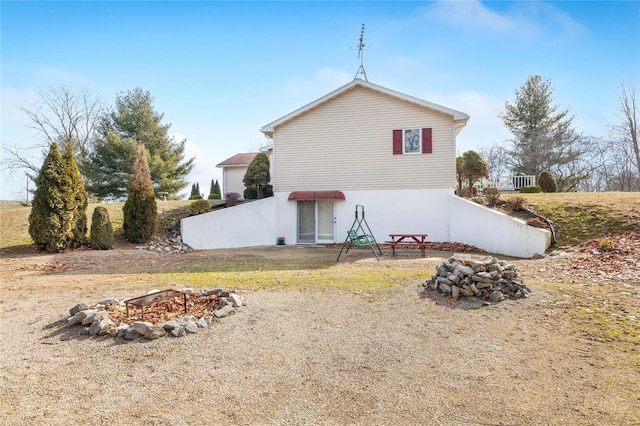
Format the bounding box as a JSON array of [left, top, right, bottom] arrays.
[[216, 152, 258, 168], [260, 78, 470, 137]]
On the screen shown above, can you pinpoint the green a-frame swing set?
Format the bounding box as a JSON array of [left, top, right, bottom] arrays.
[[336, 205, 383, 261]]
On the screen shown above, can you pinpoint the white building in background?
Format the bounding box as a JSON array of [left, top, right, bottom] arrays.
[[215, 152, 257, 199]]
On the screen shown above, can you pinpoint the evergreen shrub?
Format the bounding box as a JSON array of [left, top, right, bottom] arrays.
[[123, 146, 158, 243], [63, 143, 88, 248], [207, 193, 221, 200], [28, 143, 76, 252], [244, 187, 258, 200], [190, 199, 211, 215], [520, 185, 542, 193], [90, 206, 114, 250], [538, 171, 557, 193]]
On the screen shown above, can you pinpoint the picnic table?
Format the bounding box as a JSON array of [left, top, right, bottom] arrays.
[[386, 234, 429, 257]]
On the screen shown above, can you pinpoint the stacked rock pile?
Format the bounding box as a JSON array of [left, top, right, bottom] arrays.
[[423, 254, 531, 303], [65, 288, 245, 341], [136, 236, 193, 254]]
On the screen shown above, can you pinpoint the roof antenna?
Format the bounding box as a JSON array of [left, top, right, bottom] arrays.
[[354, 24, 368, 81]]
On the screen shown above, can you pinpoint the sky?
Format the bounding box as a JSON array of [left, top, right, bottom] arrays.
[[1, 1, 639, 200]]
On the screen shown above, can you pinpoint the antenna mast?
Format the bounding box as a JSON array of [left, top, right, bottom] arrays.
[[354, 24, 368, 81]]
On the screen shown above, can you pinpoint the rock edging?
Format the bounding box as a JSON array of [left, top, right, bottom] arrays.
[[65, 287, 245, 341]]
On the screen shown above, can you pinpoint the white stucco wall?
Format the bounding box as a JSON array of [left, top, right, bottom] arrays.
[[181, 198, 276, 249], [182, 190, 551, 258], [275, 188, 453, 246], [448, 195, 551, 258]]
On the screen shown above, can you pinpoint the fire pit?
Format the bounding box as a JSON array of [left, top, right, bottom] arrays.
[[63, 287, 246, 341], [125, 289, 188, 321]]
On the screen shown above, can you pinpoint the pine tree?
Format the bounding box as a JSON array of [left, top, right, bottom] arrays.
[[500, 75, 580, 176], [62, 143, 88, 248], [123, 146, 157, 243], [28, 143, 76, 252], [214, 179, 221, 197], [243, 153, 270, 199], [189, 182, 202, 200], [85, 88, 194, 199], [208, 179, 221, 200]]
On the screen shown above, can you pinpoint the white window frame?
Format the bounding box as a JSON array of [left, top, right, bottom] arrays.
[[403, 128, 422, 154]]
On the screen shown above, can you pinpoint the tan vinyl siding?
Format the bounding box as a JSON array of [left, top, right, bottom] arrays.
[[274, 86, 456, 191]]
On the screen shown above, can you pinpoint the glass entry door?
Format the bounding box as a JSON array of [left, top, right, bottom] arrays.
[[297, 200, 335, 244]]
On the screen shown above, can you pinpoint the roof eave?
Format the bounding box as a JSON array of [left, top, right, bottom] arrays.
[[259, 78, 470, 132]]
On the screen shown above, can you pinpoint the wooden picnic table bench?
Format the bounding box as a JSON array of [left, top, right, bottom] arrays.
[[386, 234, 429, 257]]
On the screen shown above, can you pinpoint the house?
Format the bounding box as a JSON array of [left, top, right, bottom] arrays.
[[215, 152, 257, 199], [182, 79, 550, 258]]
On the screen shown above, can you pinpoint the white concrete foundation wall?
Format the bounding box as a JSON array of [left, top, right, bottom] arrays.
[[181, 198, 276, 249], [275, 188, 453, 245], [448, 195, 551, 258]]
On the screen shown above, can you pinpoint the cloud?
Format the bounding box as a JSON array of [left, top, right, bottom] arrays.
[[421, 0, 585, 37], [424, 0, 517, 32]]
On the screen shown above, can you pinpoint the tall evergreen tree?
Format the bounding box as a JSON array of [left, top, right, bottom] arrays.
[[214, 179, 221, 197], [461, 150, 489, 191], [28, 143, 76, 252], [243, 153, 270, 199], [123, 146, 157, 243], [84, 88, 194, 199], [62, 143, 88, 248], [500, 75, 581, 176]]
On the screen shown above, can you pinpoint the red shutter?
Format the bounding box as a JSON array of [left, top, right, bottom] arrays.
[[393, 129, 402, 155], [422, 128, 432, 154]]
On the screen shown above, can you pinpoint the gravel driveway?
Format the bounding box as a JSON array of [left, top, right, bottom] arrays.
[[1, 247, 638, 425]]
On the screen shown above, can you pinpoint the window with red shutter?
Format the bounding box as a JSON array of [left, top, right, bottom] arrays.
[[422, 128, 432, 154], [393, 128, 433, 155], [392, 129, 402, 155]]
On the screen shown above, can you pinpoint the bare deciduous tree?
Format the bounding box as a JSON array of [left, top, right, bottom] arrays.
[[479, 144, 510, 178], [618, 82, 639, 189], [1, 87, 101, 180]]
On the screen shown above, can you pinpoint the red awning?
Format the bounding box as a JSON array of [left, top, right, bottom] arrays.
[[287, 191, 346, 201]]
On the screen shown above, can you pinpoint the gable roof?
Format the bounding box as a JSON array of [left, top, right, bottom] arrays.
[[216, 152, 257, 168], [260, 78, 470, 137]]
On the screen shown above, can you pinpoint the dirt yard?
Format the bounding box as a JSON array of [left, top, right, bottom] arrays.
[[1, 243, 638, 425]]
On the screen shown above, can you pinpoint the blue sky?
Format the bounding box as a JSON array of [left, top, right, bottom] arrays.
[[2, 1, 639, 200]]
